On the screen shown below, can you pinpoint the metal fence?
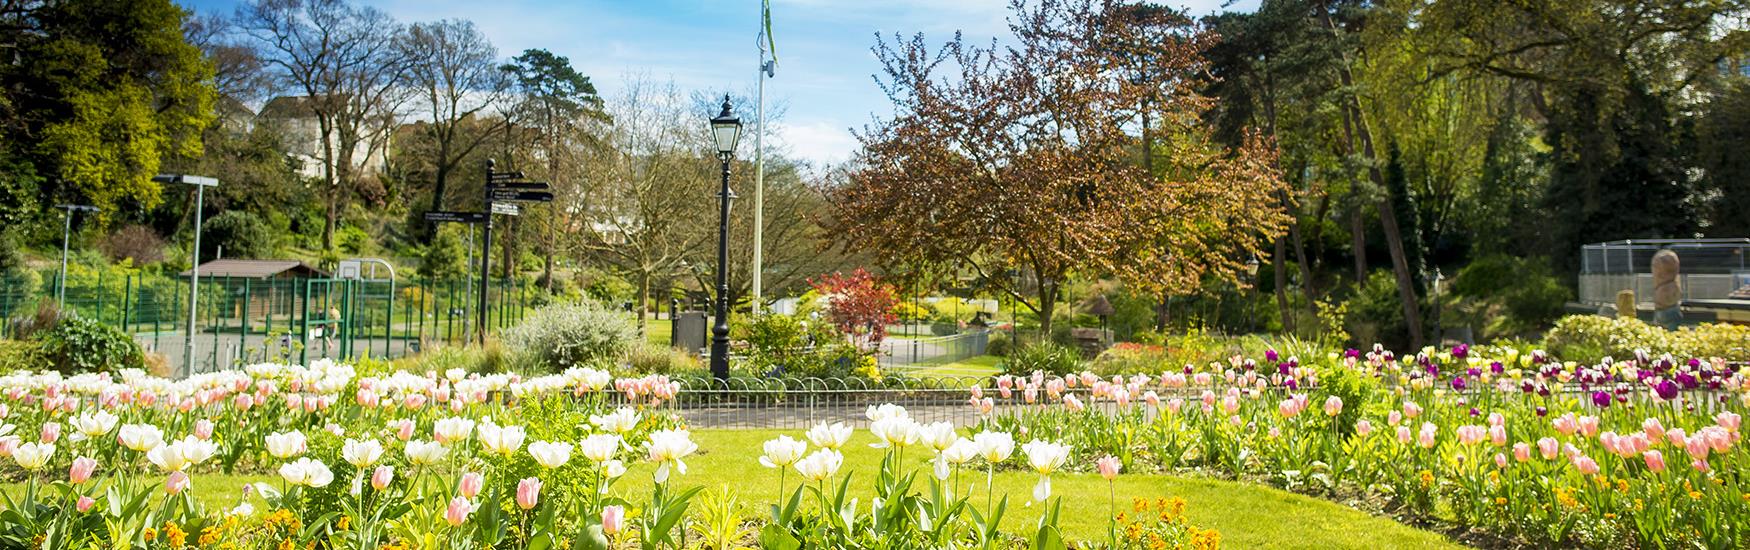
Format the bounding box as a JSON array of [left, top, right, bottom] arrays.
[[878, 331, 989, 370], [1579, 238, 1750, 305], [2, 271, 538, 373], [649, 370, 1749, 429]]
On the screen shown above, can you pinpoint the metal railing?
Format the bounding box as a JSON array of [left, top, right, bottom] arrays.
[[878, 330, 989, 370]]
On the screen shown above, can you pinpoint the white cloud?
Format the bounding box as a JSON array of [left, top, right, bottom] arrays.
[[774, 120, 858, 166]]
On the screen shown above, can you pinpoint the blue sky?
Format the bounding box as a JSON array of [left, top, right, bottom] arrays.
[[181, 0, 1257, 165]]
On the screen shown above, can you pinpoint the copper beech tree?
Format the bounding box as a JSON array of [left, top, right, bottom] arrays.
[[828, 0, 1288, 336]]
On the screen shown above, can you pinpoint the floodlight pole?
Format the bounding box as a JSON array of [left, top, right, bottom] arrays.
[[155, 174, 217, 377], [54, 204, 97, 307], [752, 37, 774, 315]]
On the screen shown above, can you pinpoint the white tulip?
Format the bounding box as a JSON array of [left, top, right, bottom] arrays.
[[1021, 439, 1072, 502], [646, 429, 698, 483], [404, 440, 450, 465], [579, 434, 620, 464], [341, 439, 384, 468], [942, 438, 979, 465], [146, 444, 188, 472], [794, 448, 844, 482], [590, 408, 639, 434], [806, 422, 853, 450], [174, 436, 218, 466], [71, 410, 118, 438], [973, 431, 1015, 463], [759, 435, 808, 469], [477, 423, 526, 456], [278, 457, 335, 488], [866, 403, 909, 423], [433, 416, 476, 443], [869, 416, 920, 449], [919, 422, 958, 452], [265, 431, 307, 459], [527, 440, 573, 469], [601, 459, 627, 479], [118, 424, 164, 452], [12, 442, 53, 470]]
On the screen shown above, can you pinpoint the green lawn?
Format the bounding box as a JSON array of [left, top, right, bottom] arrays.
[[642, 318, 672, 346], [8, 429, 1457, 548], [902, 354, 1003, 378]]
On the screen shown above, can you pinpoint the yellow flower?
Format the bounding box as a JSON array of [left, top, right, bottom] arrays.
[[199, 525, 222, 546], [336, 515, 351, 531], [143, 527, 157, 542], [165, 521, 187, 547], [278, 539, 294, 550], [1494, 497, 1507, 506], [1418, 470, 1435, 488]]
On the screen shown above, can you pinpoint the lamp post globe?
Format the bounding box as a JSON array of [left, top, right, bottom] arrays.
[[708, 95, 742, 380]]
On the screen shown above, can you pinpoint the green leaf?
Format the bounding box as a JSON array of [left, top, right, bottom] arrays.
[[759, 523, 801, 550]]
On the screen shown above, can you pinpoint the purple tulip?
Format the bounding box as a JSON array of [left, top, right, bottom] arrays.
[[1285, 378, 1299, 391], [1591, 391, 1612, 408], [1452, 344, 1468, 359], [1468, 407, 1480, 417], [1535, 406, 1548, 417], [1655, 379, 1679, 400], [1490, 361, 1504, 374], [1451, 377, 1467, 391], [1265, 349, 1279, 362]]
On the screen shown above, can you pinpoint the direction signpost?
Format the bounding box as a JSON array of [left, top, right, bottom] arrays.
[[475, 159, 553, 346], [419, 160, 553, 347]]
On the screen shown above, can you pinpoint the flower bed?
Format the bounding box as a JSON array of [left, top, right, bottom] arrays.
[[969, 345, 1749, 547], [0, 360, 1216, 548]]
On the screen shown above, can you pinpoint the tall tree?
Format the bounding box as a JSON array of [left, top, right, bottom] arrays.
[[0, 0, 215, 227], [238, 0, 410, 251], [401, 19, 510, 222], [502, 48, 608, 290], [832, 0, 1285, 337]]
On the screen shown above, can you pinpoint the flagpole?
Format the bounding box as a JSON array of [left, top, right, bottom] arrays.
[[752, 20, 771, 315]]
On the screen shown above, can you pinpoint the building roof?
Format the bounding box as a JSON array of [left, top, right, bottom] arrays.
[[178, 259, 328, 279]]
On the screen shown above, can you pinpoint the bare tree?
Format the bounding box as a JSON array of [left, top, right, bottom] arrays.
[[401, 19, 511, 219], [237, 0, 410, 251]]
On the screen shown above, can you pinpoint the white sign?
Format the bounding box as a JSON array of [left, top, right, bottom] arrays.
[[491, 202, 520, 216]]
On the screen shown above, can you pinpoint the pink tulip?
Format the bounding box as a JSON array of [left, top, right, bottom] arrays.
[[1644, 450, 1666, 472], [445, 496, 473, 526], [517, 477, 542, 510], [1513, 442, 1531, 462], [69, 456, 97, 484], [1396, 426, 1412, 445], [233, 394, 254, 411], [1402, 401, 1422, 419], [1494, 453, 1508, 469], [165, 471, 191, 495], [969, 385, 983, 400], [395, 420, 416, 441], [1487, 412, 1505, 427], [1703, 426, 1733, 453], [1577, 415, 1600, 438], [458, 472, 484, 498], [1642, 417, 1665, 442], [1322, 396, 1343, 417], [1355, 419, 1373, 437], [1387, 411, 1402, 426], [0, 437, 17, 457], [1553, 413, 1578, 436], [1418, 428, 1437, 449], [1572, 455, 1599, 476], [1717, 412, 1741, 432], [1693, 458, 1712, 472], [1489, 425, 1507, 447], [1096, 456, 1121, 481], [75, 496, 95, 512], [1537, 437, 1560, 460], [1686, 436, 1711, 461], [40, 422, 60, 444], [357, 389, 380, 408], [194, 419, 215, 440], [372, 466, 394, 490], [601, 505, 626, 535], [1143, 391, 1160, 409]]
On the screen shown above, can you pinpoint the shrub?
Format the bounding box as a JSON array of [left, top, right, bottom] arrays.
[[0, 339, 44, 372], [102, 224, 166, 266], [202, 210, 277, 259], [1314, 363, 1378, 437], [1000, 341, 1081, 376], [986, 330, 1012, 357], [501, 300, 638, 372], [37, 315, 143, 374], [626, 342, 699, 375], [893, 301, 931, 323], [731, 313, 864, 378], [1543, 315, 1750, 362], [929, 321, 960, 336], [1090, 342, 1167, 376], [1347, 270, 1412, 350], [1452, 255, 1570, 337]]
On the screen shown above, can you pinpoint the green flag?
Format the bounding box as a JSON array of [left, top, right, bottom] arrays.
[[762, 0, 778, 63]]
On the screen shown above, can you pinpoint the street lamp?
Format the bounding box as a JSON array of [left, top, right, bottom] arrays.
[[154, 173, 219, 378], [53, 204, 99, 308], [708, 95, 742, 380]]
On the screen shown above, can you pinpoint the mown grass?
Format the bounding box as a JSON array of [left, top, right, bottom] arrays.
[[4, 429, 1457, 548]]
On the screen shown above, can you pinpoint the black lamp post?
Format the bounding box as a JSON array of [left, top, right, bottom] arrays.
[[708, 95, 743, 380]]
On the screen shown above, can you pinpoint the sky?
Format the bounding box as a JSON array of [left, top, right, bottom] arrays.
[[180, 0, 1258, 166]]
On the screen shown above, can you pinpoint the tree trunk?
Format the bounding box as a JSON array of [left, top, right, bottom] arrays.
[[1350, 200, 1368, 284], [1035, 277, 1056, 346], [1154, 291, 1170, 331], [1273, 234, 1292, 333], [636, 270, 650, 333]]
